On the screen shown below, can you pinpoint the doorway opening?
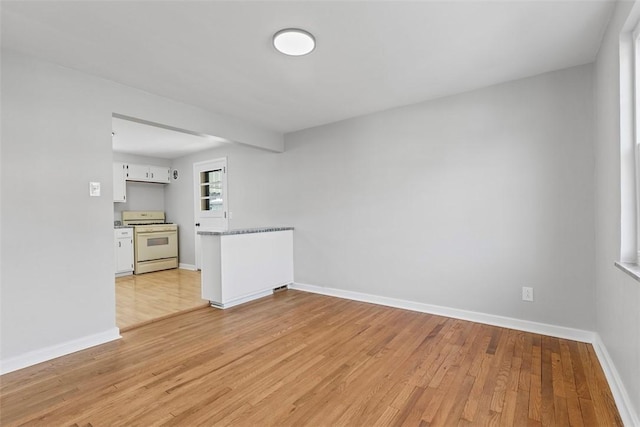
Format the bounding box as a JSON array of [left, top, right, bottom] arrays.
[[111, 114, 229, 330]]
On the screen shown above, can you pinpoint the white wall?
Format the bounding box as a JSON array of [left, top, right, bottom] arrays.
[[166, 64, 596, 331], [282, 64, 596, 330], [1, 51, 117, 364], [114, 183, 166, 220], [0, 49, 282, 366], [594, 0, 640, 421], [165, 144, 285, 264]]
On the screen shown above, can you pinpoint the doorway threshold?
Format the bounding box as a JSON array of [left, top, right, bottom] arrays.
[[119, 303, 210, 333]]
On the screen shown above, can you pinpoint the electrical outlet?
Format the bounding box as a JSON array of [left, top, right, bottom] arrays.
[[522, 287, 534, 302]]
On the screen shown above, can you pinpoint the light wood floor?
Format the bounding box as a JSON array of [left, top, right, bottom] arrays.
[[116, 269, 208, 331], [0, 291, 621, 426]]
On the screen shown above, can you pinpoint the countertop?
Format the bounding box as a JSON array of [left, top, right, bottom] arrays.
[[198, 227, 294, 236]]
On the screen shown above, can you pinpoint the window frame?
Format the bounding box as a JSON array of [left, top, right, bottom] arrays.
[[619, 12, 640, 266], [614, 1, 640, 286], [635, 25, 640, 264]]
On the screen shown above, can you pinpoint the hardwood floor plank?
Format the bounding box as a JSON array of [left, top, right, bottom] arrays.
[[569, 340, 591, 401], [388, 385, 426, 426], [579, 397, 599, 426], [324, 316, 437, 425], [514, 387, 531, 426], [426, 323, 488, 425], [442, 374, 477, 426], [552, 349, 570, 425], [490, 329, 517, 413], [0, 291, 622, 426], [578, 342, 623, 426], [373, 405, 399, 426], [528, 338, 543, 422], [461, 352, 493, 422], [474, 327, 510, 424], [320, 315, 437, 425], [540, 336, 557, 426], [559, 339, 584, 427]]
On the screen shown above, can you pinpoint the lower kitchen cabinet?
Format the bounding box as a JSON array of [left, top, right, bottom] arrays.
[[115, 228, 134, 275]]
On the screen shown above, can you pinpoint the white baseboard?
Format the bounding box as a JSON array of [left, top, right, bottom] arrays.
[[592, 334, 640, 427], [210, 289, 276, 309], [291, 283, 594, 342], [179, 263, 198, 271], [0, 327, 121, 375]]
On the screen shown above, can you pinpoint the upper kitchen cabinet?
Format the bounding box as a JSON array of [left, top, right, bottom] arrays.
[[113, 162, 127, 202], [125, 164, 171, 184]]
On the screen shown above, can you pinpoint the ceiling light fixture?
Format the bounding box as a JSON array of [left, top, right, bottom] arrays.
[[273, 28, 315, 56]]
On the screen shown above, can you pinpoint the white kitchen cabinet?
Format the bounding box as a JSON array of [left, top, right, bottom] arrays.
[[113, 162, 127, 202], [125, 163, 170, 184], [115, 228, 134, 275], [148, 165, 171, 183], [125, 163, 150, 182]]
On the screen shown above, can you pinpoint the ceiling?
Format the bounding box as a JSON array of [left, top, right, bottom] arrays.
[[112, 117, 228, 159], [1, 1, 615, 134]]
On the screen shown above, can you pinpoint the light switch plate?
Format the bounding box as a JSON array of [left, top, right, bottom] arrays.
[[89, 181, 101, 197]]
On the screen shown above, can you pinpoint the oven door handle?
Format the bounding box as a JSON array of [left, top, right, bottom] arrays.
[[136, 230, 177, 237]]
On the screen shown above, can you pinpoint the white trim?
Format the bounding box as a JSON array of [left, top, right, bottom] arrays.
[[209, 288, 276, 309], [634, 27, 640, 265], [592, 334, 640, 427], [621, 23, 638, 263], [0, 327, 121, 375], [622, 2, 640, 264], [115, 271, 133, 278], [291, 283, 594, 343], [193, 157, 229, 270], [179, 263, 198, 271], [615, 261, 640, 282]]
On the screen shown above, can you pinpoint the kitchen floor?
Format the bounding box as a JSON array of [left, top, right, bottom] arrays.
[[116, 268, 208, 331]]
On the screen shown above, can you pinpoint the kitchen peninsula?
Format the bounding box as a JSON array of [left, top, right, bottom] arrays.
[[199, 227, 294, 308]]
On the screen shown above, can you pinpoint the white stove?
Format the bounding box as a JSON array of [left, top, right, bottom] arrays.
[[122, 211, 178, 274]]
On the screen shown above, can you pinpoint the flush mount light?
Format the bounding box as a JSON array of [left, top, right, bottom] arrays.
[[273, 28, 315, 56]]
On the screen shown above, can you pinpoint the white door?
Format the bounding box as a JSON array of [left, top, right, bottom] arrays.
[[113, 162, 126, 202], [126, 164, 149, 181], [193, 158, 228, 269], [116, 236, 134, 273], [114, 229, 134, 273]]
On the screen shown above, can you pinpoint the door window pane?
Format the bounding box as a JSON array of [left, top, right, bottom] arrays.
[[200, 168, 224, 212]]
